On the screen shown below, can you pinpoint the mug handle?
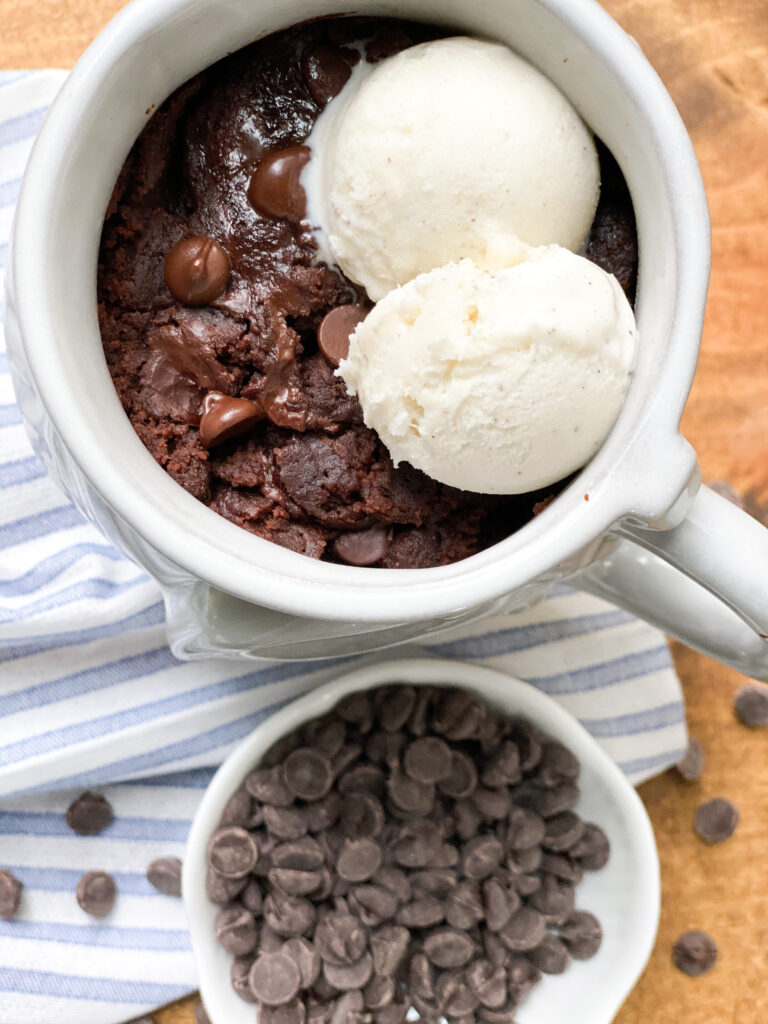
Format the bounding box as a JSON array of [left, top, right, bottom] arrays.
[[575, 485, 768, 679]]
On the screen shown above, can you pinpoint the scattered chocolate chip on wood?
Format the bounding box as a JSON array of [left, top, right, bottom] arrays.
[[66, 791, 114, 835], [694, 798, 739, 844], [733, 682, 768, 728], [674, 738, 705, 782], [672, 930, 718, 977], [205, 685, 609, 1022]]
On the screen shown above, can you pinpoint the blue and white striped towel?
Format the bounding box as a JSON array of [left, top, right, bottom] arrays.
[[0, 71, 686, 1024]]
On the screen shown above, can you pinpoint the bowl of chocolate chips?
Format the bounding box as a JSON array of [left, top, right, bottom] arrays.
[[184, 659, 659, 1024]]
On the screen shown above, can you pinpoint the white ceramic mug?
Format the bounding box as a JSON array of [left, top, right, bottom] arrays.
[[7, 0, 768, 673]]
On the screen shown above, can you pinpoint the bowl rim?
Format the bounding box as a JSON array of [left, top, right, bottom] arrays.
[[182, 656, 661, 1024]]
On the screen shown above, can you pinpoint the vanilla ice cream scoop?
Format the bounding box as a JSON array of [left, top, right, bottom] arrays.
[[339, 248, 636, 494], [305, 37, 600, 301]]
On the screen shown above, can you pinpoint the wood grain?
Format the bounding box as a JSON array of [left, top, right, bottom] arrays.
[[1, 0, 766, 1021]]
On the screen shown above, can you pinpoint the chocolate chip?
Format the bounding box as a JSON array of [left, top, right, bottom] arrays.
[[694, 798, 739, 844], [273, 837, 325, 871], [262, 998, 307, 1024], [333, 742, 366, 777], [537, 742, 580, 787], [222, 788, 261, 828], [304, 719, 347, 758], [199, 391, 262, 448], [305, 794, 344, 834], [505, 956, 541, 1001], [482, 877, 514, 932], [249, 951, 302, 1005], [363, 974, 395, 1010], [207, 864, 246, 904], [282, 937, 321, 989], [373, 868, 411, 905], [339, 790, 385, 839], [471, 787, 511, 821], [672, 930, 718, 977], [370, 924, 409, 976], [436, 972, 479, 1016], [569, 823, 610, 870], [334, 525, 390, 567], [403, 737, 452, 784], [164, 236, 230, 306], [242, 880, 264, 916], [406, 688, 433, 737], [445, 880, 484, 930], [270, 868, 325, 897], [284, 748, 334, 802], [558, 911, 602, 959], [529, 874, 575, 922], [514, 781, 580, 818], [462, 836, 503, 879], [410, 869, 456, 899], [265, 892, 317, 937], [505, 807, 546, 850], [542, 812, 585, 852], [349, 885, 398, 926], [481, 741, 521, 788], [387, 770, 435, 817], [316, 911, 368, 966], [337, 838, 383, 882], [0, 870, 23, 919], [508, 721, 542, 772], [438, 751, 478, 800], [539, 853, 582, 885], [318, 305, 368, 368], [734, 683, 768, 727], [66, 792, 114, 835], [527, 935, 571, 974], [466, 959, 508, 1009], [424, 929, 476, 968], [675, 738, 705, 782], [329, 991, 366, 1024], [324, 952, 374, 991], [391, 821, 442, 869], [231, 955, 259, 1003], [302, 41, 352, 108], [76, 870, 117, 918], [498, 907, 547, 952], [146, 856, 182, 897], [264, 805, 310, 841], [338, 766, 386, 798], [432, 691, 484, 741], [208, 826, 259, 878], [376, 687, 416, 732], [249, 146, 311, 221], [247, 766, 295, 807], [396, 895, 444, 929], [216, 906, 259, 956]]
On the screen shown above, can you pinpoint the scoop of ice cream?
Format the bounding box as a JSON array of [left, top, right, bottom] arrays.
[[304, 37, 600, 301], [338, 247, 636, 494]]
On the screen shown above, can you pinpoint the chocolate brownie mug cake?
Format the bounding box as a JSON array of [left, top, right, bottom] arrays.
[[99, 16, 638, 571]]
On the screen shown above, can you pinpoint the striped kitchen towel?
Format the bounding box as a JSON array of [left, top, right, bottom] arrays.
[[0, 71, 686, 1024]]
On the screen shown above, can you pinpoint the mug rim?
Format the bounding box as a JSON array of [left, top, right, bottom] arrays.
[[10, 0, 710, 623]]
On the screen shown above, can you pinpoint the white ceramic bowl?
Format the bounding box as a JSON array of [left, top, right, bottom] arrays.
[[184, 658, 660, 1024]]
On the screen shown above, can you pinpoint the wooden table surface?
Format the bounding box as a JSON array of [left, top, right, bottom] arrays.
[[2, 0, 767, 1020]]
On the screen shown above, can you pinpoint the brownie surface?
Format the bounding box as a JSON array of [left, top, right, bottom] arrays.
[[98, 16, 637, 568]]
